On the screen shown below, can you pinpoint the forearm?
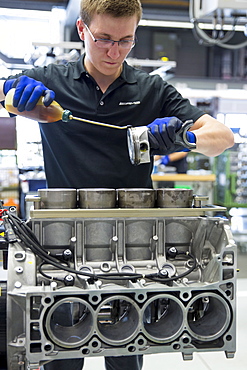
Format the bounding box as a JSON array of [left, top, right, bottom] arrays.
[[168, 152, 187, 162], [191, 114, 234, 157]]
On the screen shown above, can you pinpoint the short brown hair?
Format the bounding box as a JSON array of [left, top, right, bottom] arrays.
[[80, 0, 142, 25]]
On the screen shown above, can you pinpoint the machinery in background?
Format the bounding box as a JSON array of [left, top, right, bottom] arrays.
[[192, 0, 247, 19], [214, 145, 241, 208], [214, 143, 247, 251], [0, 188, 237, 369], [190, 0, 247, 49]]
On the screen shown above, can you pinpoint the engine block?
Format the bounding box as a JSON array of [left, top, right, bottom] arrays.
[[0, 188, 237, 369]]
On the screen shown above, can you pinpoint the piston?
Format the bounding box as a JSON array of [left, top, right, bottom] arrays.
[[127, 120, 196, 165]]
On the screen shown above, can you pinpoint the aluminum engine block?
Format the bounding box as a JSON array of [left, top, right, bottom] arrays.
[[0, 188, 237, 369]]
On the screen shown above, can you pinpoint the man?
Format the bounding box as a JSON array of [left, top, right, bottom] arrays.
[[0, 0, 234, 369]]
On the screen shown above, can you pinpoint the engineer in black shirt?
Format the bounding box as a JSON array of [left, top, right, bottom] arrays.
[[0, 1, 233, 191], [0, 0, 234, 369]]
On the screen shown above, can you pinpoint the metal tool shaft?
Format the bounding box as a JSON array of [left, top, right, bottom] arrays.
[[70, 115, 131, 130]]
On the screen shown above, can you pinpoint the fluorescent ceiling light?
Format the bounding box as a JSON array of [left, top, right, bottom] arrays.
[[0, 7, 51, 19], [139, 20, 193, 28], [139, 19, 246, 32], [200, 23, 245, 31]]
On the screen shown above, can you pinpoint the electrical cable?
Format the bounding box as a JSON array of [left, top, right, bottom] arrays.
[[4, 211, 197, 284], [146, 251, 197, 283], [38, 262, 66, 282], [5, 212, 143, 282]]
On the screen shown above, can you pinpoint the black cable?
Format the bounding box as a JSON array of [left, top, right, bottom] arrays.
[[5, 212, 197, 284], [7, 213, 95, 277], [8, 214, 63, 265], [97, 273, 143, 280], [6, 212, 143, 282], [146, 251, 197, 283], [38, 262, 65, 282]]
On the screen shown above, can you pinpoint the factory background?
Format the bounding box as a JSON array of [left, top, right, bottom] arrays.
[[0, 1, 247, 369]]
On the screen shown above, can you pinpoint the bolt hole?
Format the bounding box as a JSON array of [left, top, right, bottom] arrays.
[[138, 339, 144, 346], [138, 294, 145, 301], [44, 344, 52, 352], [101, 262, 111, 272], [140, 143, 148, 152], [187, 260, 194, 267], [82, 348, 90, 355], [226, 335, 232, 341], [182, 337, 190, 344], [14, 252, 25, 261], [173, 343, 180, 350], [128, 346, 136, 353]]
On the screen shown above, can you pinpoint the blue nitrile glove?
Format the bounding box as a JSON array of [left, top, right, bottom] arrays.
[[147, 116, 184, 155], [3, 75, 55, 112], [161, 155, 169, 166], [147, 116, 196, 155]]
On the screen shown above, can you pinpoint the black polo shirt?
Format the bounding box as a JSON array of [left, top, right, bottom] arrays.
[[3, 55, 204, 189]]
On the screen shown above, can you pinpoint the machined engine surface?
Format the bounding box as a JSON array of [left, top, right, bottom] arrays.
[[0, 189, 237, 369]]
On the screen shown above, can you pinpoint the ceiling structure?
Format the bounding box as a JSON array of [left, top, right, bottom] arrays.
[[0, 0, 191, 70], [0, 0, 69, 11], [0, 0, 191, 40], [0, 0, 189, 11], [2, 0, 247, 26]]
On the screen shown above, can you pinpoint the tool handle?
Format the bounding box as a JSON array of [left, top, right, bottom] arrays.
[[174, 120, 196, 150]]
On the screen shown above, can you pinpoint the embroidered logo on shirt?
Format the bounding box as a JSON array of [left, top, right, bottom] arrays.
[[119, 101, 141, 106]]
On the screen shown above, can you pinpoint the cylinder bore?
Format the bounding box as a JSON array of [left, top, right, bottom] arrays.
[[142, 294, 184, 343], [45, 298, 94, 348], [186, 292, 231, 341], [96, 296, 140, 345]]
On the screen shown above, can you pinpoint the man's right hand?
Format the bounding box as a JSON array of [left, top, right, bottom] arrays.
[[3, 76, 55, 112]]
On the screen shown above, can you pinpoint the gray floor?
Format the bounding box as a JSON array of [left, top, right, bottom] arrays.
[[0, 249, 246, 370]]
